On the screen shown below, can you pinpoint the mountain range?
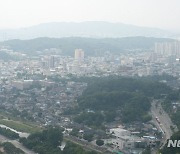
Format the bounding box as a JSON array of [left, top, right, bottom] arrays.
[[0, 21, 178, 41]]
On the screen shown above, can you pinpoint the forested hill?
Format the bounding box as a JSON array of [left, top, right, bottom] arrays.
[[70, 77, 172, 126], [0, 37, 174, 56]]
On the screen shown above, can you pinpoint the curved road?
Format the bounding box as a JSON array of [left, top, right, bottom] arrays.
[[151, 100, 178, 148]]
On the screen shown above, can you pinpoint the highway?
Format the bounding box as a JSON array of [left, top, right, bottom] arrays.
[[151, 100, 178, 148]]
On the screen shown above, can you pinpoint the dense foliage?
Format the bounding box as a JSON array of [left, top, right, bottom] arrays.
[[74, 77, 171, 126], [2, 142, 25, 154], [142, 147, 151, 154], [20, 127, 63, 154], [83, 132, 94, 142], [96, 140, 104, 146], [63, 141, 97, 154], [81, 77, 171, 98], [74, 112, 105, 128], [20, 127, 97, 154], [0, 127, 19, 139]]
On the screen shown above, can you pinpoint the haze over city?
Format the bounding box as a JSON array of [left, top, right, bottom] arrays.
[[0, 0, 180, 32], [0, 1, 180, 154]]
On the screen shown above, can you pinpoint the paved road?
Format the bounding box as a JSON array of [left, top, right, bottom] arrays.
[[151, 100, 178, 148], [0, 135, 35, 154]]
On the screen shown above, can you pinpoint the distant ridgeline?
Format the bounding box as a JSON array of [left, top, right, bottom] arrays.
[[68, 77, 172, 127], [0, 37, 174, 56]]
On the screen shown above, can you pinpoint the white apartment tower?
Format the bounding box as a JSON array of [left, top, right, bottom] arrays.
[[74, 49, 84, 61], [155, 41, 180, 57]]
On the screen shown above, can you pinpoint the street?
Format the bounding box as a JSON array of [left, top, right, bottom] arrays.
[[151, 100, 178, 149]]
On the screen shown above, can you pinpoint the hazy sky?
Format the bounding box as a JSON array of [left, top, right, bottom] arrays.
[[0, 0, 180, 31]]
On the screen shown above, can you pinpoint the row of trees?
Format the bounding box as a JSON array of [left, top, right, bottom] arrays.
[[1, 142, 25, 154], [20, 127, 98, 154], [63, 141, 97, 154], [0, 127, 19, 140]]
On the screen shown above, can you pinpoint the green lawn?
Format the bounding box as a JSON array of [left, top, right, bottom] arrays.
[[0, 119, 42, 133]]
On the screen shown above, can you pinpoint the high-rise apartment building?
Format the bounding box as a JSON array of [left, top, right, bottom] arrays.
[[155, 41, 180, 57], [174, 41, 180, 57], [49, 56, 55, 68], [74, 49, 84, 61]]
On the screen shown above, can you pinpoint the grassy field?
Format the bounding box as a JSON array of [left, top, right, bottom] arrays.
[[0, 119, 42, 133], [0, 112, 42, 133]]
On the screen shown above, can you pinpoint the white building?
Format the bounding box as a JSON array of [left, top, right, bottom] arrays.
[[109, 128, 145, 150]]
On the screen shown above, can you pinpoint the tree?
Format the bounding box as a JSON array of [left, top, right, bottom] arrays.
[[63, 141, 98, 154], [83, 133, 94, 142], [70, 128, 79, 137], [142, 147, 151, 154], [20, 127, 63, 154], [96, 139, 104, 146]]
